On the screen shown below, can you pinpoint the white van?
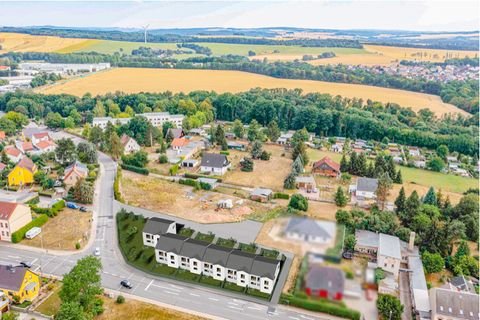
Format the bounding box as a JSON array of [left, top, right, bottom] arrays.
[[25, 227, 42, 239]]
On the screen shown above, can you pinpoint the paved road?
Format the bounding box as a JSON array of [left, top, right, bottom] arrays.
[[0, 130, 328, 320]]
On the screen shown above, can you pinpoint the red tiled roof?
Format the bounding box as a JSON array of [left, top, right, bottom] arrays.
[[17, 157, 36, 172], [0, 201, 19, 220], [36, 140, 55, 150], [0, 131, 5, 139], [312, 156, 341, 172], [5, 147, 21, 157], [22, 142, 34, 151], [0, 163, 6, 171], [32, 132, 50, 139], [171, 138, 188, 148], [0, 66, 10, 70], [120, 134, 136, 147]]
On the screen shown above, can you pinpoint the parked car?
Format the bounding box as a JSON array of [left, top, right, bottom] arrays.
[[120, 280, 133, 289], [67, 202, 79, 209], [25, 227, 41, 239], [93, 247, 100, 256], [79, 206, 88, 212], [342, 251, 353, 259], [19, 261, 32, 268]]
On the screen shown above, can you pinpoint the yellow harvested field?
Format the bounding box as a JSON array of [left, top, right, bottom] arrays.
[[0, 32, 94, 53], [38, 68, 467, 116], [363, 45, 478, 62]]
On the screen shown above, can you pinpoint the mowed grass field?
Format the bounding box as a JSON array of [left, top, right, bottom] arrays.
[[0, 32, 94, 53], [38, 68, 467, 116]]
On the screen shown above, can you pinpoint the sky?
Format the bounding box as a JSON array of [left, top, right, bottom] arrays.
[[1, 1, 479, 32]]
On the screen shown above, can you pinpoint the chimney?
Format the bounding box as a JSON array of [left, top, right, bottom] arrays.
[[408, 231, 416, 251]]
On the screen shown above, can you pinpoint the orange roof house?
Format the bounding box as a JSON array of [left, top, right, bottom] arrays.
[[312, 156, 341, 178]]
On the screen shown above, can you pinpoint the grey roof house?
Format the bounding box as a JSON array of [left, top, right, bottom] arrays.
[[305, 265, 345, 300], [284, 217, 336, 244], [200, 153, 231, 175], [430, 287, 479, 320]]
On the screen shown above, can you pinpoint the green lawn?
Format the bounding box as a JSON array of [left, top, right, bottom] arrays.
[[223, 282, 246, 293], [194, 232, 215, 243], [246, 288, 271, 300], [175, 269, 201, 282], [239, 243, 258, 254], [261, 248, 279, 259], [75, 39, 366, 58], [35, 289, 61, 316], [77, 40, 189, 55], [216, 237, 237, 248], [399, 166, 477, 193], [193, 43, 367, 57], [199, 276, 223, 287], [178, 227, 195, 237]]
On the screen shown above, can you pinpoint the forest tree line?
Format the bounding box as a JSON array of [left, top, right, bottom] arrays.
[[0, 89, 477, 157]]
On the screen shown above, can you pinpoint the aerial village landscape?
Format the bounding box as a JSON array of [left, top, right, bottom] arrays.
[[0, 1, 478, 320]]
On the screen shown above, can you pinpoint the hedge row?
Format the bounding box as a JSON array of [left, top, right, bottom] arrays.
[[12, 214, 48, 243], [31, 200, 65, 217], [179, 178, 212, 191], [280, 294, 360, 320], [184, 172, 223, 182], [114, 168, 124, 202], [273, 192, 290, 199], [120, 164, 149, 175]]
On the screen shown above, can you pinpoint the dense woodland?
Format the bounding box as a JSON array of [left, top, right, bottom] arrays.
[[3, 52, 478, 114], [0, 90, 477, 157]]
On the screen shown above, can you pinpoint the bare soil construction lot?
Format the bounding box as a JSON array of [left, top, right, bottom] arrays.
[[120, 170, 274, 223], [22, 208, 92, 250], [37, 68, 467, 117], [223, 144, 292, 190]]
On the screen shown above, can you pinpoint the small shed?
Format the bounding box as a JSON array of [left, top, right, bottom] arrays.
[[295, 175, 316, 191], [198, 177, 218, 189], [250, 188, 273, 202]]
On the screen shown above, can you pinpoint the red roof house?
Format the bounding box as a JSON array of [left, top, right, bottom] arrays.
[[312, 156, 341, 178]]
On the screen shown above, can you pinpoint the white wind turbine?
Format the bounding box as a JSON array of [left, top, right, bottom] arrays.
[[142, 24, 150, 44]]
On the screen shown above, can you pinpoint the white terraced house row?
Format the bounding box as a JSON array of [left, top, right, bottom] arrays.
[[142, 217, 281, 294], [92, 112, 184, 130]]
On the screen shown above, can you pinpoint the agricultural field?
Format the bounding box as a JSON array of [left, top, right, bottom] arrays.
[[37, 68, 467, 116], [119, 170, 273, 223], [0, 32, 94, 53], [22, 208, 92, 250]]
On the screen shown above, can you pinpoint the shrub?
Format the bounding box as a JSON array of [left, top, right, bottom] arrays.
[[179, 178, 200, 189], [75, 242, 81, 250], [199, 182, 212, 190], [288, 194, 308, 211], [280, 294, 360, 320], [116, 295, 125, 304], [120, 164, 149, 175], [169, 164, 179, 176], [184, 172, 223, 182], [260, 151, 271, 160], [273, 192, 289, 199], [11, 214, 48, 243], [114, 168, 123, 202], [158, 154, 168, 164], [220, 151, 230, 155]]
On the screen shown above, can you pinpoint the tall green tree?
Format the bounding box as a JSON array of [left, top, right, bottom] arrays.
[[376, 294, 403, 320], [340, 154, 349, 172], [334, 186, 348, 207], [402, 190, 420, 226], [394, 187, 407, 215], [423, 187, 437, 206], [55, 138, 77, 166], [232, 119, 245, 139], [376, 172, 393, 211], [247, 119, 261, 142], [266, 120, 281, 142], [251, 140, 263, 159]]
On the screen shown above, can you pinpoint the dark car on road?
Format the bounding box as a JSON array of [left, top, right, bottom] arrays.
[[19, 261, 32, 268], [120, 280, 133, 289], [80, 206, 88, 212]]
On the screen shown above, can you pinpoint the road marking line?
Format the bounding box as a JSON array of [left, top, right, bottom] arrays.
[[208, 297, 219, 301], [247, 306, 263, 310], [228, 306, 243, 311], [7, 255, 20, 259], [289, 317, 300, 320], [145, 280, 154, 291], [228, 302, 239, 306], [164, 290, 179, 295], [169, 284, 183, 290], [150, 283, 181, 291], [189, 293, 200, 297], [31, 258, 38, 264], [300, 316, 313, 320]]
